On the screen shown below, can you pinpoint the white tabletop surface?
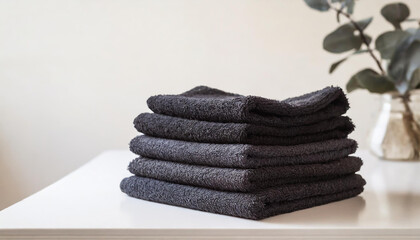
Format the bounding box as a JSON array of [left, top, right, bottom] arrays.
[[0, 149, 419, 239]]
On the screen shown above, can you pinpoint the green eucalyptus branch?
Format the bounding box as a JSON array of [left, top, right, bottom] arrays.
[[331, 5, 386, 75], [304, 0, 419, 94], [304, 0, 420, 156]]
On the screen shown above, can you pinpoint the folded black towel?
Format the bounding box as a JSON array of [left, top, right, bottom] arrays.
[[134, 113, 354, 145], [147, 86, 349, 127], [120, 174, 365, 220], [128, 156, 362, 192], [130, 136, 358, 168]]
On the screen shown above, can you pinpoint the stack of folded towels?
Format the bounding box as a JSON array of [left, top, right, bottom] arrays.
[[120, 86, 366, 220]]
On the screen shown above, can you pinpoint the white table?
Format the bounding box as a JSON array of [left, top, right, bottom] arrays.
[[0, 150, 419, 240]]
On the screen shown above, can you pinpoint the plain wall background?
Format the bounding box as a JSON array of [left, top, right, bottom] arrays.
[[1, 0, 420, 210]]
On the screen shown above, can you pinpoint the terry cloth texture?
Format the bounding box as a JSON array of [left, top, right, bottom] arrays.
[[128, 156, 362, 192], [129, 135, 358, 168], [134, 113, 354, 145], [146, 86, 349, 127], [120, 174, 365, 220]]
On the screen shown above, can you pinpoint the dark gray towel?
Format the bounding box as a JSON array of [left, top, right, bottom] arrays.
[[128, 156, 362, 192], [130, 135, 358, 168], [147, 86, 349, 127], [134, 113, 354, 145], [120, 174, 365, 220]]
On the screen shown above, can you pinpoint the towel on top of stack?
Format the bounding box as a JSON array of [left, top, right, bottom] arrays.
[[120, 86, 365, 220], [146, 85, 349, 126]]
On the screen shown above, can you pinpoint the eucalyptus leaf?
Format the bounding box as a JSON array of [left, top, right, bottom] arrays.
[[388, 34, 420, 94], [346, 0, 355, 14], [410, 68, 420, 89], [329, 49, 368, 74], [346, 74, 362, 93], [330, 58, 348, 73], [407, 28, 418, 34], [356, 17, 373, 31], [406, 41, 420, 85], [375, 30, 411, 59], [347, 69, 395, 93], [381, 3, 410, 29], [304, 0, 330, 11], [323, 17, 372, 53], [323, 24, 362, 53]]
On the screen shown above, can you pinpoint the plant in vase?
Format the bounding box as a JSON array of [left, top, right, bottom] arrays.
[[304, 0, 420, 160]]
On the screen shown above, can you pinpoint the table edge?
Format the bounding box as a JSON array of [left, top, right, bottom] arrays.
[[1, 228, 420, 239]]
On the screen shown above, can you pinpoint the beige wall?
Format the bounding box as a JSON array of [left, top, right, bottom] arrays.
[[1, 0, 419, 210]]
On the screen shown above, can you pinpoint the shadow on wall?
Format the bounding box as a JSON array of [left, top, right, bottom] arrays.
[[0, 138, 24, 210]]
